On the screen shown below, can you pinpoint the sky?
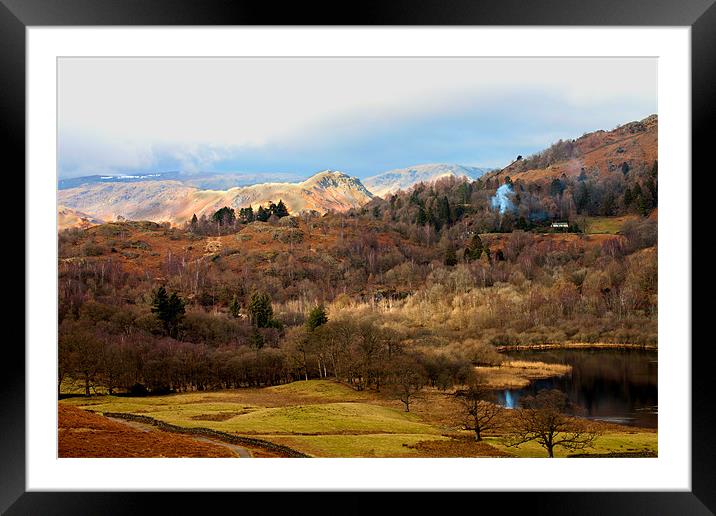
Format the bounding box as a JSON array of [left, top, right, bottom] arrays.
[[58, 57, 657, 181]]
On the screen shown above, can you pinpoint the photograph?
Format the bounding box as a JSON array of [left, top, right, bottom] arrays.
[[55, 56, 659, 460]]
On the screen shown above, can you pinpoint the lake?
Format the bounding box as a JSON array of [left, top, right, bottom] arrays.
[[495, 349, 658, 428]]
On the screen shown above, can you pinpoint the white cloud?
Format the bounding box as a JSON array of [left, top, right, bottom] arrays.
[[59, 57, 656, 144], [58, 57, 657, 177], [59, 130, 157, 175]]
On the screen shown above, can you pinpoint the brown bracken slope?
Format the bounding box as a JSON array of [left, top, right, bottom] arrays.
[[485, 114, 657, 186], [58, 404, 235, 458]]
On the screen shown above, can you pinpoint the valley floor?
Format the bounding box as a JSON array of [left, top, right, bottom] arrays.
[[59, 379, 657, 459]]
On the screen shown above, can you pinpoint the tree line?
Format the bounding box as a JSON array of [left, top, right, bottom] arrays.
[[186, 200, 290, 236], [58, 288, 477, 399]]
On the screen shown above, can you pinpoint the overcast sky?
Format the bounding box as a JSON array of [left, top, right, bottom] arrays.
[[58, 57, 657, 180]]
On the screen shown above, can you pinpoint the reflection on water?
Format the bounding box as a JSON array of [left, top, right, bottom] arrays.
[[504, 390, 515, 409], [495, 349, 657, 428]]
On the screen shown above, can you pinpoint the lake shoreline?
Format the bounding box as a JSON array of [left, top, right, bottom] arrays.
[[496, 342, 657, 352], [476, 360, 573, 389], [491, 346, 658, 429]]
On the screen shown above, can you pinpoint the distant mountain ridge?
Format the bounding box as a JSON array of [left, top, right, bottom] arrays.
[[58, 171, 305, 191], [363, 163, 489, 198], [56, 113, 657, 231], [57, 170, 372, 228], [58, 163, 490, 229]]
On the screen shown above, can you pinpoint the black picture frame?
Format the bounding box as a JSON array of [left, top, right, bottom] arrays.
[[2, 1, 710, 513]]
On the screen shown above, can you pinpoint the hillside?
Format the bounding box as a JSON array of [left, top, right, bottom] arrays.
[[58, 404, 237, 458], [57, 181, 198, 227], [484, 115, 657, 186], [58, 205, 104, 230], [58, 216, 427, 285], [57, 113, 659, 459], [363, 163, 488, 198], [57, 170, 372, 227], [59, 217, 628, 286]]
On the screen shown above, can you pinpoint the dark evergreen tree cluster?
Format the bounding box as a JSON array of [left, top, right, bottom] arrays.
[[212, 206, 236, 226], [186, 199, 292, 235], [151, 286, 186, 338], [247, 291, 281, 329], [305, 304, 328, 332], [239, 206, 255, 223], [255, 200, 290, 222]]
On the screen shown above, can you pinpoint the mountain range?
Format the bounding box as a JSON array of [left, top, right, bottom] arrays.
[[57, 171, 374, 228], [362, 163, 488, 198], [57, 164, 484, 229], [56, 114, 658, 230]]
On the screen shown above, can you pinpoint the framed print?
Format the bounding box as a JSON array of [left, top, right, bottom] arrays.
[[2, 0, 712, 513]]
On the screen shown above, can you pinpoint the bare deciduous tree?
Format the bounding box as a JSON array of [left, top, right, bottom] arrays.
[[453, 376, 503, 441], [504, 389, 598, 458], [385, 355, 427, 412]]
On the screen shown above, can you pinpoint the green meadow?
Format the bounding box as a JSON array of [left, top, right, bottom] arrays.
[[62, 379, 656, 458]]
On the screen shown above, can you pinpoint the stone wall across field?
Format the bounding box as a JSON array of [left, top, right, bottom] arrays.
[[103, 412, 309, 458]]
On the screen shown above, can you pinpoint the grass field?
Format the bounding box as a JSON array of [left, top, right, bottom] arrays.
[[143, 402, 439, 435], [62, 380, 450, 457], [485, 431, 657, 458], [61, 379, 657, 458], [263, 433, 449, 457], [583, 215, 638, 234]]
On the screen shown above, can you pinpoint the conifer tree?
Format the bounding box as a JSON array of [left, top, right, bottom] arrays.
[[212, 206, 236, 226], [248, 291, 274, 328], [274, 200, 289, 218], [466, 234, 484, 261], [229, 294, 241, 318], [623, 186, 633, 208], [256, 206, 269, 222], [239, 206, 255, 223], [151, 286, 185, 338], [416, 207, 428, 226], [249, 328, 265, 355], [438, 196, 452, 225], [306, 305, 328, 332]]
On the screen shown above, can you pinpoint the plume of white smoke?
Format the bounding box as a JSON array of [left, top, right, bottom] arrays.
[[491, 183, 515, 214]]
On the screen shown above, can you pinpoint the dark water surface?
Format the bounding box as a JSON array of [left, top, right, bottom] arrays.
[[495, 349, 658, 428]]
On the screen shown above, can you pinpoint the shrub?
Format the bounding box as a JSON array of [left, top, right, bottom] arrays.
[[128, 383, 149, 396], [82, 242, 107, 256]]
